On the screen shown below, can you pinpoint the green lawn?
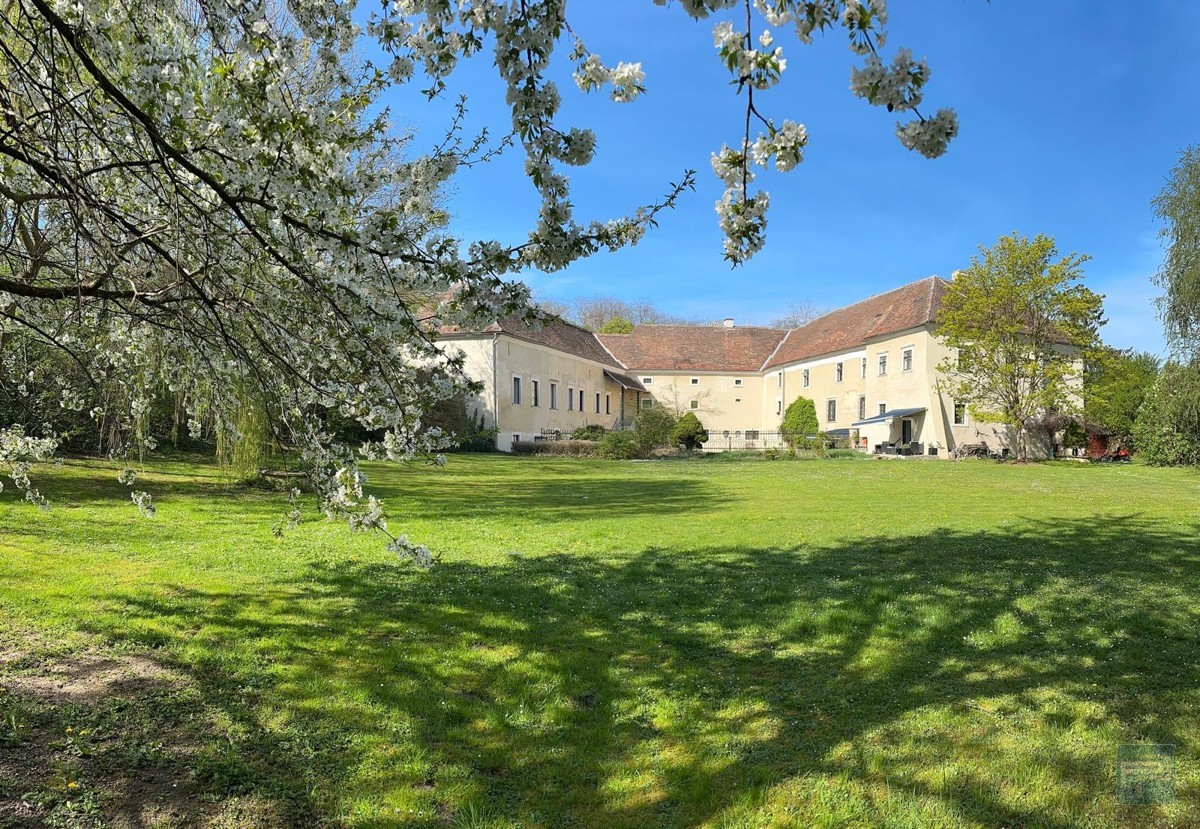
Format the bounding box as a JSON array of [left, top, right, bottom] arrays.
[[2, 454, 1199, 828]]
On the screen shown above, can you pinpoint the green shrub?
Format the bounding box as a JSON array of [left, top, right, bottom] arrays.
[[1132, 360, 1200, 465], [634, 406, 676, 454], [780, 397, 819, 448], [571, 424, 607, 441], [511, 439, 598, 457], [763, 447, 780, 460], [672, 412, 709, 451], [596, 431, 641, 459]]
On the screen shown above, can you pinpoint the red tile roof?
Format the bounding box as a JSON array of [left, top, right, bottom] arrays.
[[597, 325, 787, 372], [762, 276, 949, 369], [439, 314, 622, 367]]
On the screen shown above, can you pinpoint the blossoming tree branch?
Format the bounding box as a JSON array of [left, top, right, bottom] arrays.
[[0, 0, 956, 560]]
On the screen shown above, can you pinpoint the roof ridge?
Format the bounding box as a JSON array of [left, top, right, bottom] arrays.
[[593, 334, 628, 369], [759, 328, 792, 372], [786, 275, 939, 335]]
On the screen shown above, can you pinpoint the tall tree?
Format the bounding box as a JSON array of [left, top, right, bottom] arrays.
[[1153, 146, 1200, 357], [1083, 348, 1159, 444], [936, 233, 1105, 461]]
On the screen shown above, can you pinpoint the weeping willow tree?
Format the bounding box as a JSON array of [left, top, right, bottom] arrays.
[[216, 387, 271, 483]]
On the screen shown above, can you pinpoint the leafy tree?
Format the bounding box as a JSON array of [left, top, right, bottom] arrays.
[[1, 0, 961, 551], [598, 316, 635, 334], [780, 396, 819, 448], [936, 233, 1104, 461], [1083, 348, 1159, 444], [633, 406, 677, 455], [672, 412, 709, 451], [1133, 360, 1200, 466], [596, 430, 640, 460], [1153, 146, 1200, 357]]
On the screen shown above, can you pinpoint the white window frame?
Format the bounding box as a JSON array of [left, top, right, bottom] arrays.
[[690, 400, 700, 410], [953, 401, 967, 425], [861, 357, 867, 379], [826, 398, 837, 423], [902, 346, 914, 373], [605, 393, 611, 415], [878, 353, 888, 376], [690, 377, 700, 386], [512, 376, 522, 405], [578, 389, 584, 412], [531, 379, 540, 407], [858, 395, 866, 421], [549, 382, 558, 410], [595, 391, 601, 413], [641, 377, 653, 385], [802, 369, 810, 388], [836, 362, 844, 383], [567, 386, 574, 411], [640, 397, 653, 410], [734, 378, 743, 387], [878, 401, 887, 416]]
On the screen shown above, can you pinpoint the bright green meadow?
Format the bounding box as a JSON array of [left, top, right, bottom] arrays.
[[1, 454, 1198, 828]]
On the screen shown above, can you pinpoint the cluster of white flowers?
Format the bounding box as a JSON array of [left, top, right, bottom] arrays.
[[387, 535, 436, 568], [130, 490, 156, 518], [849, 48, 929, 112], [752, 120, 808, 171], [896, 108, 960, 159], [572, 54, 646, 103], [0, 427, 58, 509], [715, 189, 770, 263]]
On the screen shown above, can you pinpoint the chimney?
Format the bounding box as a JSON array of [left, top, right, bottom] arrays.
[[723, 317, 735, 329]]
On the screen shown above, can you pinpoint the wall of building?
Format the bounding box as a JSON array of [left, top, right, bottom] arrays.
[[634, 370, 764, 438]]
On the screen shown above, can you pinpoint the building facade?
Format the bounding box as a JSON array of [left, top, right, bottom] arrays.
[[435, 276, 1048, 457]]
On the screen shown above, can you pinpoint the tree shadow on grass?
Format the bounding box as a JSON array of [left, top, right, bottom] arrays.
[[59, 514, 1200, 827]]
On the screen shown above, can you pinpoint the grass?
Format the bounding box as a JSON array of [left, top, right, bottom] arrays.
[[1, 454, 1199, 827]]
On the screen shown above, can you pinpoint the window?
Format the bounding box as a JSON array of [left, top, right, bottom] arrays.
[[878, 402, 887, 416], [734, 378, 743, 387], [690, 378, 700, 386], [861, 357, 867, 378], [595, 392, 601, 413], [858, 395, 866, 420], [532, 380, 540, 407], [878, 354, 888, 375], [690, 400, 700, 410], [953, 402, 967, 425], [836, 362, 844, 383], [550, 382, 558, 409], [512, 377, 522, 405], [642, 377, 653, 385], [578, 389, 584, 411], [567, 387, 574, 411], [802, 369, 810, 387], [776, 400, 782, 415], [734, 397, 742, 403], [746, 430, 760, 441], [902, 348, 913, 372], [777, 373, 782, 388], [827, 399, 837, 422], [640, 398, 653, 410], [513, 434, 520, 444], [605, 393, 611, 415]]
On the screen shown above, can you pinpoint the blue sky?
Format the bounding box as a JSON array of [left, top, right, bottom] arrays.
[[382, 1, 1199, 355]]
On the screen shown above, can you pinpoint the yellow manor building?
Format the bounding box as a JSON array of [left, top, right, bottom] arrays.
[[434, 276, 1052, 458]]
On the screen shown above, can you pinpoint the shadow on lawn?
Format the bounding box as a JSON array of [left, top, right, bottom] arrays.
[[81, 514, 1200, 828]]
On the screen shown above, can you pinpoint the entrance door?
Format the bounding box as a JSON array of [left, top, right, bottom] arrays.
[[901, 418, 913, 445]]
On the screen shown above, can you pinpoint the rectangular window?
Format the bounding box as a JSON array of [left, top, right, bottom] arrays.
[[827, 399, 837, 422], [567, 387, 574, 411], [878, 402, 887, 416], [802, 369, 810, 388], [605, 394, 612, 414], [532, 380, 540, 407], [746, 430, 760, 441], [902, 348, 913, 372], [512, 377, 522, 405], [690, 377, 700, 386], [642, 377, 653, 385], [641, 398, 653, 410], [776, 400, 782, 415], [550, 382, 558, 410], [513, 434, 520, 444], [858, 395, 866, 420], [953, 402, 967, 425], [595, 392, 601, 413], [836, 362, 844, 383], [734, 378, 743, 387], [734, 397, 742, 403], [777, 373, 782, 388], [578, 389, 584, 411], [878, 354, 888, 375], [861, 357, 867, 378], [690, 400, 700, 410]]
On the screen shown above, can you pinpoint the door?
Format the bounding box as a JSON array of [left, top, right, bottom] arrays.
[[901, 418, 913, 445]]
